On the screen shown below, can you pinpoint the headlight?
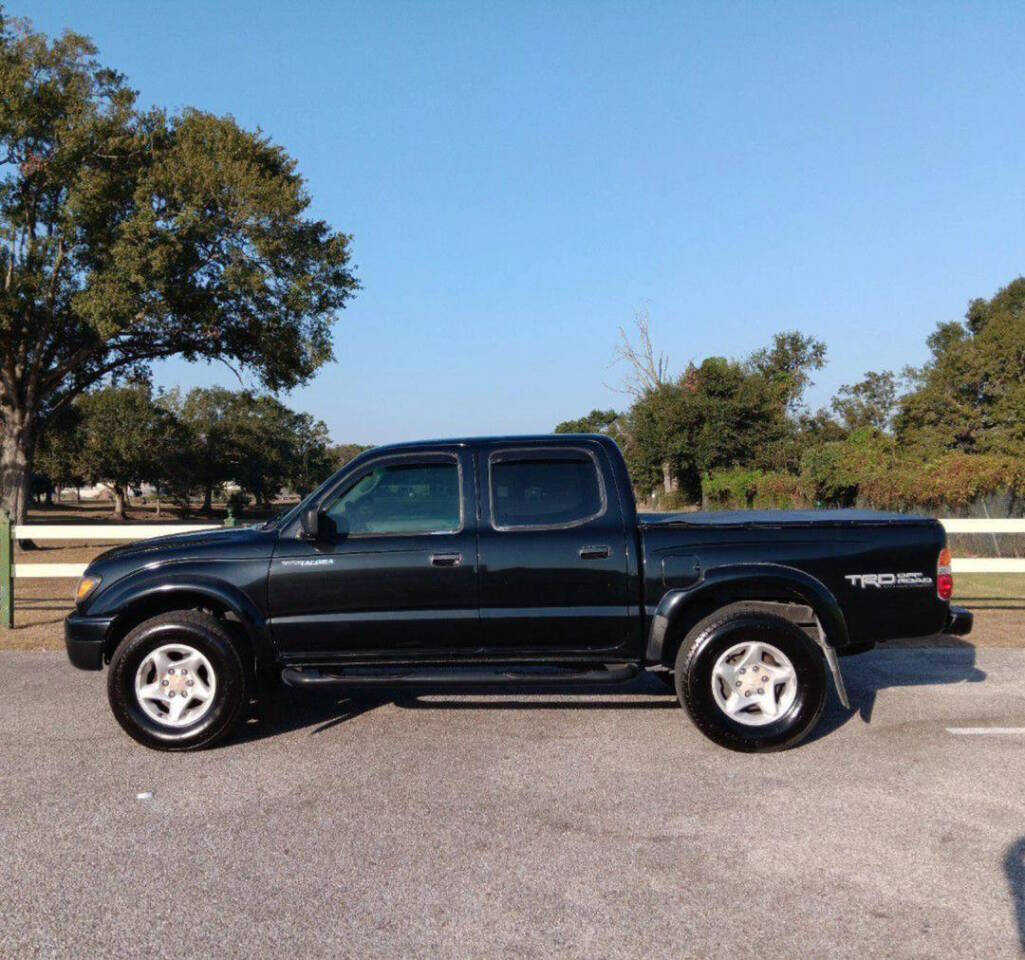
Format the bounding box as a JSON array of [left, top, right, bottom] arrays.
[[75, 575, 102, 604]]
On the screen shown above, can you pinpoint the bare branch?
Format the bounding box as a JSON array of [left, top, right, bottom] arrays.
[[609, 309, 670, 398]]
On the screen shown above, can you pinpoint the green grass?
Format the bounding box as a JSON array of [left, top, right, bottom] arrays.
[[954, 573, 1025, 609]]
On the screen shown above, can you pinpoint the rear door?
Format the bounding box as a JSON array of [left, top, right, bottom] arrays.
[[476, 443, 632, 657], [268, 448, 479, 659]]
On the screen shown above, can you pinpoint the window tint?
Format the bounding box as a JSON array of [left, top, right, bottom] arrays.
[[325, 461, 460, 535], [490, 454, 603, 528]]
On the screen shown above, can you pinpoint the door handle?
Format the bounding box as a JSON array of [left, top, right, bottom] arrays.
[[579, 544, 611, 560], [430, 552, 463, 567]]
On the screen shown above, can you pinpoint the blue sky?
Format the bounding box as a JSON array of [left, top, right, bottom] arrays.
[[27, 0, 1025, 444]]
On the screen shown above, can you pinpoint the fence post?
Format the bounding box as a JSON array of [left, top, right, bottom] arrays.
[[0, 511, 12, 629]]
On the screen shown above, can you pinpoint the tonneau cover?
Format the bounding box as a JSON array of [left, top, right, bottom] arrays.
[[637, 509, 935, 528]]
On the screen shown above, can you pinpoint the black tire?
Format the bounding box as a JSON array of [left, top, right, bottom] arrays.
[[107, 610, 248, 751], [674, 607, 827, 752]]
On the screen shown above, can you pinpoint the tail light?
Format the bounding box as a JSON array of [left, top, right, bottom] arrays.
[[937, 547, 953, 601]]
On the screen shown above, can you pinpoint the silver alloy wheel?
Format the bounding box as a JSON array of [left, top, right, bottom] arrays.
[[134, 643, 217, 729], [710, 640, 798, 727]]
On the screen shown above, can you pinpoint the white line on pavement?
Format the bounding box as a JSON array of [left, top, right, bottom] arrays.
[[946, 727, 1025, 735]]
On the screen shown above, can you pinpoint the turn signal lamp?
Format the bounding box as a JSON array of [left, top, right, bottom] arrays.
[[75, 575, 101, 604], [937, 548, 953, 601]]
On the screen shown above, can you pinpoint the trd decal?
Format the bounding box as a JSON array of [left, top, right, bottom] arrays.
[[844, 572, 933, 589]]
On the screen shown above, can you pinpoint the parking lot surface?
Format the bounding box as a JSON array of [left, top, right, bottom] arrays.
[[2, 647, 1024, 959]]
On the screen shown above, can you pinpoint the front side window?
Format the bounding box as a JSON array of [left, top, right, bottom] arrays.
[[490, 451, 604, 529], [325, 460, 461, 535]]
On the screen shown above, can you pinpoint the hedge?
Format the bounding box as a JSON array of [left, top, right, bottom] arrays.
[[703, 468, 807, 510], [703, 447, 1025, 513]]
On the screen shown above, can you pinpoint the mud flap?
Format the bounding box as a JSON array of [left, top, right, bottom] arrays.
[[815, 617, 851, 710]]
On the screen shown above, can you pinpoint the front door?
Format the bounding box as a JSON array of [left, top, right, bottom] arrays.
[[476, 443, 632, 657], [268, 449, 479, 659]]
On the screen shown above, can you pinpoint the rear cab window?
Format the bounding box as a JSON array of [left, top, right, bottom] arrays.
[[488, 448, 606, 530]]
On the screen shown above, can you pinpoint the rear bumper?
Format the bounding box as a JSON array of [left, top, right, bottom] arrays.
[[64, 612, 115, 670], [943, 606, 974, 637]]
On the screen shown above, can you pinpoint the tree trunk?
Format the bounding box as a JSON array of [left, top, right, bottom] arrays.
[[200, 484, 213, 515], [111, 484, 128, 521], [661, 461, 678, 495], [0, 411, 38, 545]]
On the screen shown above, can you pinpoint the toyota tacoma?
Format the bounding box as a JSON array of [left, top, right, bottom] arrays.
[[65, 434, 972, 752]]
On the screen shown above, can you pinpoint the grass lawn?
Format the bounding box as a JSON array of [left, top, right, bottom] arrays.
[[953, 572, 1025, 608]]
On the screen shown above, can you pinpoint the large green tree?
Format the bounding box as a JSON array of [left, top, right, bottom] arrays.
[[897, 278, 1025, 458], [650, 356, 793, 499], [553, 409, 620, 435], [220, 392, 320, 509], [287, 410, 333, 496], [747, 331, 827, 418], [328, 442, 373, 471], [0, 17, 357, 523], [73, 383, 178, 518], [169, 386, 238, 513], [611, 330, 826, 500], [33, 402, 84, 501], [831, 370, 900, 433]]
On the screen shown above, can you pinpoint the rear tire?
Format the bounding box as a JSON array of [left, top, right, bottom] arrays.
[[107, 610, 248, 751], [674, 607, 826, 752]]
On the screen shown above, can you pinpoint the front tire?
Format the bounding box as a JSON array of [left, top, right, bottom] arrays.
[[674, 607, 826, 752], [107, 610, 248, 751]]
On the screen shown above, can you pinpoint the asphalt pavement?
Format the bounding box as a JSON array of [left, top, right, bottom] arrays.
[[2, 647, 1024, 959]]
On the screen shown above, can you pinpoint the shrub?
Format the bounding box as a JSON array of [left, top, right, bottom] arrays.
[[703, 469, 806, 510]]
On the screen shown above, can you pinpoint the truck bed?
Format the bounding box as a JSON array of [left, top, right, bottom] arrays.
[[637, 508, 948, 648]]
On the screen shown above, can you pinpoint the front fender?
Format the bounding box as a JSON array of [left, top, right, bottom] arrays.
[[88, 566, 274, 665], [645, 562, 849, 662]]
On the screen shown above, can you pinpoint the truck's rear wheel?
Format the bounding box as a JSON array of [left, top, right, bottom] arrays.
[[674, 608, 826, 752], [107, 610, 248, 751]]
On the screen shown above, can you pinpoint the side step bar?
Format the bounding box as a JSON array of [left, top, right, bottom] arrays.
[[281, 664, 640, 689]]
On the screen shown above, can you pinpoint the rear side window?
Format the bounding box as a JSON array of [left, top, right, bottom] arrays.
[[325, 460, 461, 535], [490, 450, 605, 529]]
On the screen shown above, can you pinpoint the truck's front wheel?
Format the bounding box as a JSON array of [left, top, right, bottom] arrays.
[[674, 608, 826, 752], [107, 610, 248, 751]]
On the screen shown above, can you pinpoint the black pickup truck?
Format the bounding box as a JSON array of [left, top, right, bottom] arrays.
[[65, 434, 971, 752]]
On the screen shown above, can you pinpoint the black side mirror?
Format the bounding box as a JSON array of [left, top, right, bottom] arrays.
[[300, 506, 325, 540]]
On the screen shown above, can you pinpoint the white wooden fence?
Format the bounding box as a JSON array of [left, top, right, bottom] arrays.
[[939, 518, 1025, 572], [8, 518, 1025, 579], [12, 524, 222, 579], [1, 515, 1023, 630]]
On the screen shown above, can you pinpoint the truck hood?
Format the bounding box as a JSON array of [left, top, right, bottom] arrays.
[[90, 524, 273, 568]]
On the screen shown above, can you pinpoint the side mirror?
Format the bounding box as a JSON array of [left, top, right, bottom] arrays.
[[300, 506, 325, 540]]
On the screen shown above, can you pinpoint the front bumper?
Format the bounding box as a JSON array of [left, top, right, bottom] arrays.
[[943, 605, 974, 637], [64, 611, 116, 670]]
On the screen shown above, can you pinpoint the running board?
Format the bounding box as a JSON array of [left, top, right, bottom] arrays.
[[281, 664, 640, 689]]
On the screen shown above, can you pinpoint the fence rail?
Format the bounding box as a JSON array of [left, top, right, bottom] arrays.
[[940, 518, 1025, 533], [938, 518, 1025, 572], [12, 524, 220, 540], [1, 515, 1023, 629], [0, 517, 229, 628]]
